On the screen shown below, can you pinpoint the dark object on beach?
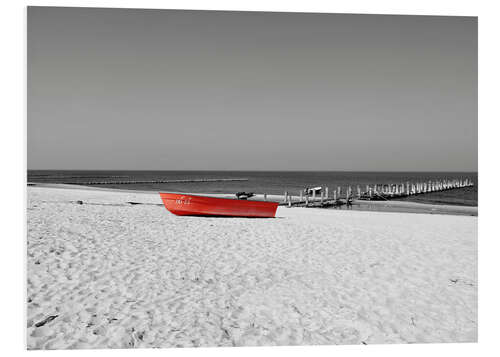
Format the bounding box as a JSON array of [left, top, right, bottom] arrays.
[[76, 200, 83, 205], [235, 192, 255, 200], [34, 315, 58, 328]]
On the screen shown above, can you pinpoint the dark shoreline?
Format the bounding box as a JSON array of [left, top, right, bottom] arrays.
[[28, 183, 477, 217]]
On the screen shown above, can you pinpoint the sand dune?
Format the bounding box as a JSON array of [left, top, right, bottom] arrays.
[[27, 186, 477, 349]]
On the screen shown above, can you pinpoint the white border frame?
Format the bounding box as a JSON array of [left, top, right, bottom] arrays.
[[3, 1, 498, 356]]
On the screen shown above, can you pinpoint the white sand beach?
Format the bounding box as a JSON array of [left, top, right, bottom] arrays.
[[27, 186, 477, 349]]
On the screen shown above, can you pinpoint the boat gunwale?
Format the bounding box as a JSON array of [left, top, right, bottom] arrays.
[[159, 192, 280, 204]]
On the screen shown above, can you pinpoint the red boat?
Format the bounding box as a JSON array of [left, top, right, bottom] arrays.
[[159, 193, 279, 218]]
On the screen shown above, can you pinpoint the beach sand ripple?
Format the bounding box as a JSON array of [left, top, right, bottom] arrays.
[[27, 187, 477, 349]]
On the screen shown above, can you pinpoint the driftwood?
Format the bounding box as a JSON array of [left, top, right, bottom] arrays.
[[235, 192, 255, 200]]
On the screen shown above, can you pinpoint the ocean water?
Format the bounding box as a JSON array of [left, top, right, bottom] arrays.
[[28, 170, 478, 206]]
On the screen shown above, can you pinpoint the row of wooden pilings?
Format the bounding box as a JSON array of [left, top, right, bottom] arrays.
[[67, 178, 249, 185], [281, 178, 474, 207]]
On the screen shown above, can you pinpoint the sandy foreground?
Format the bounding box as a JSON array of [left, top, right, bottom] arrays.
[[27, 186, 477, 349]]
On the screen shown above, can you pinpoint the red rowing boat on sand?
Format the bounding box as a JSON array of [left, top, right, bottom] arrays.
[[159, 193, 279, 218]]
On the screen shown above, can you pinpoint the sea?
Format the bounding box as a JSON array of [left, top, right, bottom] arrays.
[[28, 170, 478, 207]]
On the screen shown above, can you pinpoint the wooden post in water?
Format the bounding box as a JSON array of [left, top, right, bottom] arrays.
[[263, 193, 267, 201]]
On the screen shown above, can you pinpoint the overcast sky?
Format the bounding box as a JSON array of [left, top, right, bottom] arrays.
[[27, 7, 477, 171]]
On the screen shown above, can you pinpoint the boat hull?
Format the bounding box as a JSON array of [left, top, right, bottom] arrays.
[[159, 193, 279, 218]]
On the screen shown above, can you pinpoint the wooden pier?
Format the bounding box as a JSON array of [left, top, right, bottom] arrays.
[[279, 178, 475, 208]]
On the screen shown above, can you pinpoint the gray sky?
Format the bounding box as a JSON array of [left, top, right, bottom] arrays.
[[28, 7, 477, 171]]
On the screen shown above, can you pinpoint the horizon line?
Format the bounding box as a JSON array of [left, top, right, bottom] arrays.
[[27, 168, 479, 173]]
